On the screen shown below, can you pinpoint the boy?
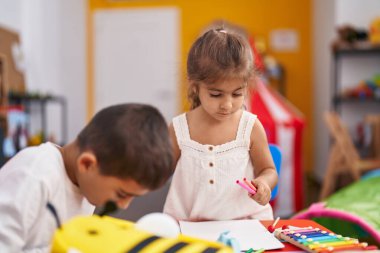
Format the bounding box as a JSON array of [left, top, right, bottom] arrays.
[[0, 103, 173, 253]]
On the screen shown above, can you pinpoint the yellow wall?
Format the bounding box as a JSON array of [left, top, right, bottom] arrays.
[[87, 0, 313, 172]]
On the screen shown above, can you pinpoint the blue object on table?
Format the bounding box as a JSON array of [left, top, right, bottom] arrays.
[[269, 144, 282, 201], [217, 230, 241, 253]]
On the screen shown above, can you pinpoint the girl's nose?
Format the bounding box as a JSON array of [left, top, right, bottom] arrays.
[[220, 98, 233, 110]]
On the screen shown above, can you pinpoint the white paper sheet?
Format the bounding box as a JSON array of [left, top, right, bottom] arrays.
[[179, 220, 284, 251]]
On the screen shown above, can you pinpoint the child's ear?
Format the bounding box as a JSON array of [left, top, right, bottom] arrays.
[[77, 152, 98, 173], [190, 81, 199, 94]]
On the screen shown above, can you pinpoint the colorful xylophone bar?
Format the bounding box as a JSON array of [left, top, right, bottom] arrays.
[[274, 226, 378, 253]]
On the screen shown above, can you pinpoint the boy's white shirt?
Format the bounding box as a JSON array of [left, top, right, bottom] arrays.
[[0, 142, 95, 253]]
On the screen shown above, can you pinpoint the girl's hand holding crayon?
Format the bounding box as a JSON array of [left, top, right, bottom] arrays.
[[236, 178, 271, 206], [249, 178, 271, 206]]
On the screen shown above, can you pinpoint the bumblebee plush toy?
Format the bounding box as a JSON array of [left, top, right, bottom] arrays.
[[50, 214, 233, 253]]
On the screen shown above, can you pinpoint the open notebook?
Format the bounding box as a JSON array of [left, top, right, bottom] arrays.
[[179, 220, 284, 251]]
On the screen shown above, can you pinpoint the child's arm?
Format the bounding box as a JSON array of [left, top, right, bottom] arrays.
[[168, 123, 181, 171], [248, 119, 278, 206], [0, 172, 50, 252]]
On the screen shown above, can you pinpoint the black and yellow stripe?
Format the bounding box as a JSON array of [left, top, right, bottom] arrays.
[[51, 215, 234, 253]]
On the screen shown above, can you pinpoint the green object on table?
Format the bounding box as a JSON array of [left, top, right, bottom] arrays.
[[246, 248, 264, 253]]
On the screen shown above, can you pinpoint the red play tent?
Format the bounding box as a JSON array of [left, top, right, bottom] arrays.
[[249, 79, 305, 217]]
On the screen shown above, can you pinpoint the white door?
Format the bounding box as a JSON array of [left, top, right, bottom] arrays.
[[94, 7, 180, 122]]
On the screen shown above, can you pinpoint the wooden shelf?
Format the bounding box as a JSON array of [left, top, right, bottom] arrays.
[[333, 41, 380, 56], [333, 96, 380, 104]]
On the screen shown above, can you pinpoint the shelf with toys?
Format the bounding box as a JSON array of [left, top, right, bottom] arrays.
[[7, 91, 68, 145], [331, 44, 380, 112], [0, 92, 68, 167], [329, 19, 380, 161], [331, 18, 380, 112]]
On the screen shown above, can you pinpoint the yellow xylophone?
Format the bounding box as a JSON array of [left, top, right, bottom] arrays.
[[274, 226, 378, 253], [51, 215, 233, 253]]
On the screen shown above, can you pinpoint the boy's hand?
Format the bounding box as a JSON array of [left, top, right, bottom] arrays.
[[248, 179, 271, 206]]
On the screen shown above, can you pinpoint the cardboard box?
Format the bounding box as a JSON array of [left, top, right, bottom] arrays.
[[0, 26, 25, 94]]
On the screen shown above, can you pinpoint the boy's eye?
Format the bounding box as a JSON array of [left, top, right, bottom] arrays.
[[116, 191, 130, 199], [209, 93, 221, 97], [233, 93, 243, 97], [116, 192, 125, 199]]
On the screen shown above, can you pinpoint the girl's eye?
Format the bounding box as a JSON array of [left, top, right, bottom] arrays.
[[210, 93, 221, 97], [233, 93, 243, 97]]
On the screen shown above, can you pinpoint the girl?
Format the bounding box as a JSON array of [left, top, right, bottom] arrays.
[[163, 28, 278, 221]]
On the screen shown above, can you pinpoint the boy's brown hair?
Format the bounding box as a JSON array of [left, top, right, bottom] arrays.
[[77, 103, 173, 190], [187, 28, 254, 109]]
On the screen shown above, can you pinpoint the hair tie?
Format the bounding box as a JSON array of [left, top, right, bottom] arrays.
[[215, 28, 227, 34]]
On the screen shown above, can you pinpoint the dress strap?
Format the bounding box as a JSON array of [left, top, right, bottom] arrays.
[[172, 113, 191, 144], [236, 111, 257, 144]]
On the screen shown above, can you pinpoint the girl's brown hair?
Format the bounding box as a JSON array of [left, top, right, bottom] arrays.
[[187, 28, 254, 109]]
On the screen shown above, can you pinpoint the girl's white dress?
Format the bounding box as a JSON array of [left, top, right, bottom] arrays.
[[164, 110, 273, 221]]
